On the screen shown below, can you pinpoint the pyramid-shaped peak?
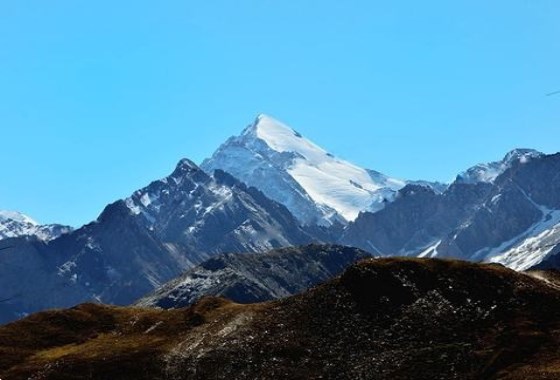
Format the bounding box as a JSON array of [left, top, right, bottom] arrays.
[[170, 158, 201, 178], [243, 114, 301, 138], [203, 114, 406, 224], [175, 158, 199, 170], [240, 114, 324, 157]]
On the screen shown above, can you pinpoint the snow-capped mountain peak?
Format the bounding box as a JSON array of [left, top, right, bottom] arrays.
[[203, 114, 406, 225], [245, 114, 328, 159], [0, 210, 39, 226], [503, 148, 543, 165], [456, 148, 544, 185], [0, 210, 72, 241]]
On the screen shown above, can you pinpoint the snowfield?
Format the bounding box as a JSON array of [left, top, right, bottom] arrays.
[[203, 114, 406, 225]]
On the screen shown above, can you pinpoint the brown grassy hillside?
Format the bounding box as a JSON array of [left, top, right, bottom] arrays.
[[1, 258, 559, 379]]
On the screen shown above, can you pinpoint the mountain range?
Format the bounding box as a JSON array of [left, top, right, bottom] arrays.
[[342, 148, 560, 270], [1, 114, 559, 324], [0, 157, 316, 323]]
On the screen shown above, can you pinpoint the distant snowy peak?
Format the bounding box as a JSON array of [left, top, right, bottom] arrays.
[[0, 211, 72, 241], [203, 114, 406, 225], [0, 210, 39, 226], [456, 149, 544, 185]]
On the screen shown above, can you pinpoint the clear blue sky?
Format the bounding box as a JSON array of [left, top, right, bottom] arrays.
[[1, 1, 559, 226]]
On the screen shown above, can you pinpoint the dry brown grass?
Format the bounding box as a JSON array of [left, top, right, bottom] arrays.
[[1, 258, 559, 379]]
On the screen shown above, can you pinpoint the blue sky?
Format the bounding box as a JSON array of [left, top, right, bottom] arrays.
[[1, 1, 559, 226]]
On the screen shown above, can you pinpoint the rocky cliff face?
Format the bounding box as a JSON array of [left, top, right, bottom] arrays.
[[0, 160, 314, 324], [341, 182, 492, 255]]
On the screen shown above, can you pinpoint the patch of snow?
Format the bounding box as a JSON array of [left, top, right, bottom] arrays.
[[417, 240, 442, 258], [140, 193, 152, 207], [144, 321, 164, 334], [490, 194, 502, 205], [482, 189, 560, 270], [125, 198, 141, 215], [486, 220, 560, 271], [57, 260, 77, 277]]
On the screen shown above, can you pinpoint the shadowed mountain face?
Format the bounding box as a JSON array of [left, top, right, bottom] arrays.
[[201, 114, 560, 271], [341, 152, 560, 270], [533, 252, 560, 270], [0, 161, 314, 324], [136, 244, 371, 309], [2, 258, 559, 379]]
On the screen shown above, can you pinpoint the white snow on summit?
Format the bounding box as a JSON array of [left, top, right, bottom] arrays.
[[0, 210, 39, 226], [0, 210, 72, 241], [456, 149, 543, 185], [203, 114, 406, 224], [254, 115, 404, 220]]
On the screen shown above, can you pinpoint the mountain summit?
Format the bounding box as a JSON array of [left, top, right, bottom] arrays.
[[0, 158, 313, 324], [0, 211, 72, 241], [456, 148, 544, 184], [202, 114, 406, 225]]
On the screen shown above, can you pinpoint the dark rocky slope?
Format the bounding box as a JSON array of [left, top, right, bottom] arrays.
[[136, 244, 371, 308], [0, 160, 314, 324], [342, 152, 560, 268], [533, 250, 560, 270], [1, 258, 559, 379]]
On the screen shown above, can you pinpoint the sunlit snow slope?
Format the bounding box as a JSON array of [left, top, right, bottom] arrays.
[[202, 114, 405, 225]]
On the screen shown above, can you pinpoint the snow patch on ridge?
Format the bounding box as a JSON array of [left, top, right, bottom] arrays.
[[417, 240, 442, 258], [456, 149, 543, 185], [483, 189, 560, 270]]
